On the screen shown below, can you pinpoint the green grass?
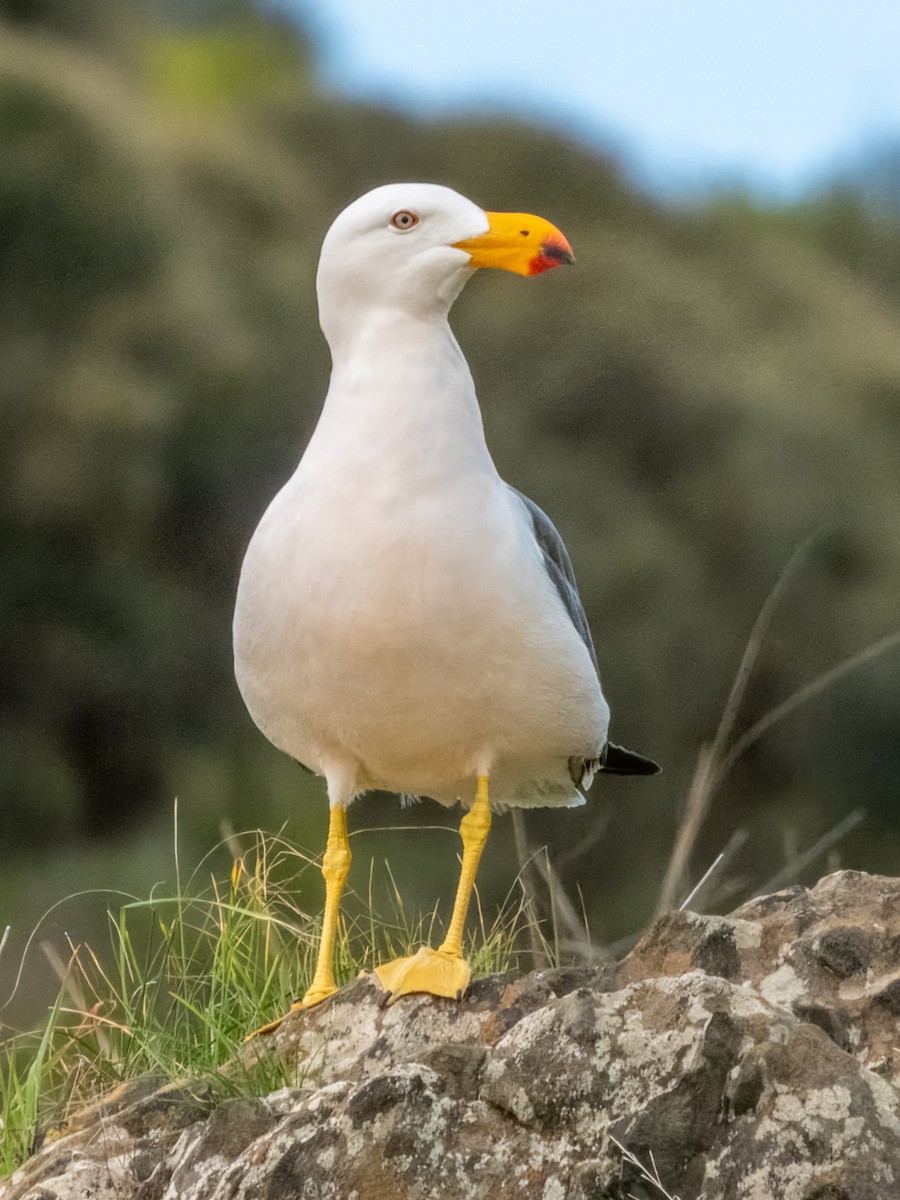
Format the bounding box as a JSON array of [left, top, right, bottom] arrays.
[[0, 827, 547, 1175]]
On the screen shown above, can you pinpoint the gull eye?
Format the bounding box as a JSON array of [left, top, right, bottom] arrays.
[[390, 210, 419, 231]]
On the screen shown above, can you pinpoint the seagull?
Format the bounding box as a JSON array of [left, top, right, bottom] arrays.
[[233, 182, 659, 1021]]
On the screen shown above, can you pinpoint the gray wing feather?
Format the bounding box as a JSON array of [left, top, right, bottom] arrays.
[[508, 486, 598, 672], [509, 487, 662, 786]]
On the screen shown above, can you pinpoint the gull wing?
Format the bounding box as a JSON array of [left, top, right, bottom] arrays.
[[508, 486, 598, 672], [509, 486, 661, 782]]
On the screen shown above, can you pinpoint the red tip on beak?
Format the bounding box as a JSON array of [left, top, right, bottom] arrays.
[[528, 234, 576, 275], [454, 211, 575, 276]]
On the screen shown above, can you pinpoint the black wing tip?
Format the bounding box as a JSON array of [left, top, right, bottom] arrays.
[[600, 742, 662, 776]]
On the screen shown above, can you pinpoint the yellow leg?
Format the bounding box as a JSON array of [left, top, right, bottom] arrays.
[[438, 774, 491, 957], [295, 802, 351, 1007], [248, 803, 351, 1037], [373, 775, 492, 1004]]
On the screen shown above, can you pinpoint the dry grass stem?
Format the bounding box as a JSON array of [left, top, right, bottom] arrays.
[[710, 629, 900, 791], [656, 530, 899, 917], [691, 827, 750, 912], [678, 852, 725, 912], [656, 537, 820, 916], [655, 744, 715, 916], [757, 807, 865, 897], [510, 812, 550, 969], [540, 849, 596, 962], [610, 1135, 685, 1199], [509, 814, 602, 967]]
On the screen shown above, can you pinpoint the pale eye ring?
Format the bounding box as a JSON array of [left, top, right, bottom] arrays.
[[390, 210, 419, 231]]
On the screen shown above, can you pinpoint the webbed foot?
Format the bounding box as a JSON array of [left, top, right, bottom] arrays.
[[244, 982, 339, 1039], [372, 946, 471, 1004]]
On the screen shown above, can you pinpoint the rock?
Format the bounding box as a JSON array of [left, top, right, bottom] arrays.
[[618, 869, 900, 1086], [3, 871, 900, 1200]]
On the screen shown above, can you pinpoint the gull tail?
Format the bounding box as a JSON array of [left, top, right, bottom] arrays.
[[599, 742, 661, 776]]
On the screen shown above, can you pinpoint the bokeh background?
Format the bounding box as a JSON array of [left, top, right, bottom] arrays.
[[2, 0, 899, 1022]]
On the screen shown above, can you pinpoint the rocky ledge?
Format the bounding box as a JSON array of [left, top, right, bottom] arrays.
[[4, 870, 900, 1200]]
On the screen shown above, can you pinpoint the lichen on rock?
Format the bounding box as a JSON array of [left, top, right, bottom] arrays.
[[3, 870, 900, 1200]]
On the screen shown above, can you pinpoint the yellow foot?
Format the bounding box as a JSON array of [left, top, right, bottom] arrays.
[[291, 981, 340, 1011], [244, 983, 339, 1039], [372, 946, 471, 1005]]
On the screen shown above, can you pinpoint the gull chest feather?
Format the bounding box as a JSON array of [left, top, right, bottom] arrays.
[[235, 314, 604, 788], [235, 436, 598, 784]]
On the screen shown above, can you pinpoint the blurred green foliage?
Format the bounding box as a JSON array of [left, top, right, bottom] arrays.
[[1, 0, 899, 1018]]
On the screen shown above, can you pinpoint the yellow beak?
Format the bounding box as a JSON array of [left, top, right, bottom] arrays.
[[453, 211, 575, 276]]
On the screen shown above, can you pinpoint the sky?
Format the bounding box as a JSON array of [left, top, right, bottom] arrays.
[[287, 0, 900, 196]]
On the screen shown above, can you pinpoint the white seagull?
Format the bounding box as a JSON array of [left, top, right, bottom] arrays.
[[234, 182, 659, 1022]]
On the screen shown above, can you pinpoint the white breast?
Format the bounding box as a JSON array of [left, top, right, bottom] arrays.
[[234, 314, 608, 806], [234, 452, 606, 802]]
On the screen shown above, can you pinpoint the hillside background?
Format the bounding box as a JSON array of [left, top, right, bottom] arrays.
[[1, 0, 899, 1021]]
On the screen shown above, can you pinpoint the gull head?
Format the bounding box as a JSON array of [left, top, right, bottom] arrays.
[[316, 183, 574, 345]]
